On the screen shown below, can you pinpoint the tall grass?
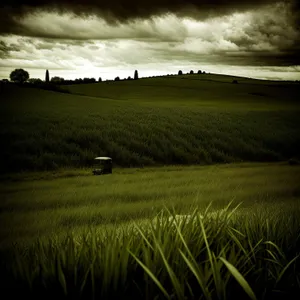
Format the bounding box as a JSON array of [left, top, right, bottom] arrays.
[[1, 201, 299, 300]]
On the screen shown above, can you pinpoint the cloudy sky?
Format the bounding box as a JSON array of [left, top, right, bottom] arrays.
[[1, 0, 299, 81]]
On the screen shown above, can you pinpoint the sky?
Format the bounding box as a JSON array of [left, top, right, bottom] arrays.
[[0, 0, 300, 81]]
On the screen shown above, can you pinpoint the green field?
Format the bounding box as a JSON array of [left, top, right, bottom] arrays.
[[1, 74, 300, 299], [1, 163, 300, 299], [1, 162, 299, 248], [1, 73, 300, 173]]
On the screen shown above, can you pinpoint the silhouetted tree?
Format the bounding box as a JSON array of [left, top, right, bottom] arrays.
[[127, 76, 132, 80], [134, 70, 139, 80], [190, 70, 194, 74], [10, 69, 29, 84], [115, 76, 120, 81], [51, 76, 64, 84], [98, 77, 102, 82], [178, 70, 183, 75], [28, 78, 43, 84], [45, 70, 49, 82], [197, 70, 202, 74]]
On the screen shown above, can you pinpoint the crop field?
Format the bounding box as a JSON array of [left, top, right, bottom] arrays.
[[1, 74, 300, 299], [1, 74, 300, 173]]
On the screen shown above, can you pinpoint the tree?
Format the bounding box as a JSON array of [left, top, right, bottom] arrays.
[[197, 70, 202, 74], [127, 76, 132, 80], [10, 69, 29, 83], [45, 70, 50, 82], [51, 76, 64, 84], [134, 70, 139, 80], [114, 76, 120, 81], [98, 77, 102, 82], [178, 70, 183, 75], [190, 70, 194, 74], [28, 78, 42, 84]]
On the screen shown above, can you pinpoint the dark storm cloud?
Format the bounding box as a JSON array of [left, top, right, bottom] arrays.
[[0, 40, 20, 58], [0, 0, 299, 70], [162, 49, 300, 67], [1, 0, 298, 35]]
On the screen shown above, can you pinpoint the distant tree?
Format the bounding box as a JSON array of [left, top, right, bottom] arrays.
[[2, 79, 9, 83], [10, 68, 29, 84], [62, 80, 72, 85], [127, 76, 132, 80], [45, 70, 50, 82], [134, 70, 139, 80], [203, 71, 206, 74], [114, 76, 120, 81], [51, 76, 64, 84], [75, 78, 84, 84], [98, 77, 102, 82], [190, 70, 194, 74], [178, 70, 183, 75], [197, 70, 202, 74], [28, 78, 43, 84], [90, 78, 96, 83]]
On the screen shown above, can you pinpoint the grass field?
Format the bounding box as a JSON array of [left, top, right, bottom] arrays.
[[1, 73, 300, 173], [1, 162, 299, 248], [1, 74, 300, 299], [0, 163, 300, 299]]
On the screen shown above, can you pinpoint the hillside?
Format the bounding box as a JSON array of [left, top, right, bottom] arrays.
[[66, 73, 300, 108], [1, 74, 300, 173]]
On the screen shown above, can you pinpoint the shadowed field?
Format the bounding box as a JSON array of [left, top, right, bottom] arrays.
[[1, 74, 300, 299], [1, 74, 300, 173]]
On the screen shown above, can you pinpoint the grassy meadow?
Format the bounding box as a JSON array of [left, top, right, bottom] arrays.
[[1, 73, 300, 173], [1, 74, 300, 299]]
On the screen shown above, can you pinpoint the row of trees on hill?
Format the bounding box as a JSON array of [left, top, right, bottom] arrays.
[[178, 70, 206, 75], [4, 68, 209, 85], [6, 69, 141, 85]]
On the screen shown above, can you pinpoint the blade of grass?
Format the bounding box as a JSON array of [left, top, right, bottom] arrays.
[[219, 257, 257, 300], [173, 218, 211, 299], [275, 255, 299, 285], [152, 236, 185, 300], [127, 249, 170, 300]]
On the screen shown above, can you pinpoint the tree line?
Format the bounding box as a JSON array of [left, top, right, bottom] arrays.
[[5, 69, 142, 85], [4, 68, 210, 86]]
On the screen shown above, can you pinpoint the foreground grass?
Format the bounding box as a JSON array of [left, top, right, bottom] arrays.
[[1, 201, 299, 300], [1, 74, 300, 173], [1, 164, 300, 299]]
